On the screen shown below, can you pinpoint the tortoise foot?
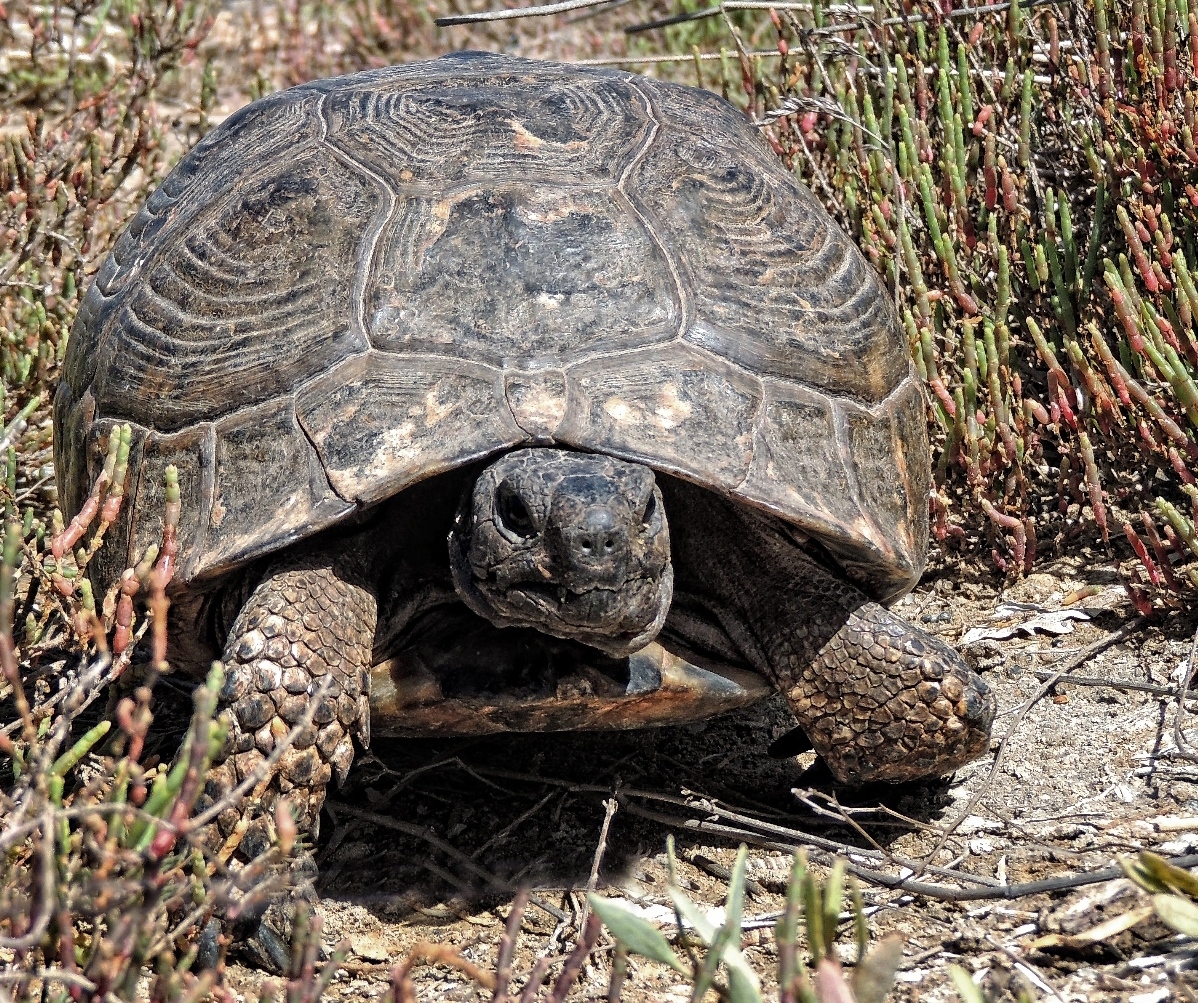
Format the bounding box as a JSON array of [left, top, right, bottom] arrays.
[[783, 601, 995, 785], [196, 917, 224, 972], [194, 875, 322, 974], [231, 896, 316, 974], [661, 485, 994, 786], [236, 912, 292, 974], [194, 913, 294, 975]]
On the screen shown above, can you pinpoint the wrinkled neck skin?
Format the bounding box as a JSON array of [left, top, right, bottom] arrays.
[[448, 448, 673, 658]]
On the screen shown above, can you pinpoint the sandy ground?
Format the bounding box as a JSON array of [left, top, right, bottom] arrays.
[[206, 556, 1198, 1002]]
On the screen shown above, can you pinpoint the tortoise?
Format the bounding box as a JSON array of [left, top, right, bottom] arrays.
[[54, 51, 995, 878]]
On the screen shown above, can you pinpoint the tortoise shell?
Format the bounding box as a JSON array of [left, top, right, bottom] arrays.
[[53, 52, 929, 604]]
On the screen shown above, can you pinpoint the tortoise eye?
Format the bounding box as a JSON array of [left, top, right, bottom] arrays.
[[640, 492, 657, 528], [497, 485, 536, 539]]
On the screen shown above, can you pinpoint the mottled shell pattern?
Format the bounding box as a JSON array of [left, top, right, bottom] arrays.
[[54, 52, 930, 603]]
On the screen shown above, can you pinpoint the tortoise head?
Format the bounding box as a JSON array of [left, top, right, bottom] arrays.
[[448, 448, 672, 657]]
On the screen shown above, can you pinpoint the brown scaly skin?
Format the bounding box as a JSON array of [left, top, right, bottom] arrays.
[[658, 479, 995, 784], [193, 556, 377, 970], [200, 557, 376, 860]]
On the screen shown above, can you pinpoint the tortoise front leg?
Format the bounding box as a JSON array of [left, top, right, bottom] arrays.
[[662, 483, 994, 785], [759, 560, 994, 784], [202, 557, 377, 862]]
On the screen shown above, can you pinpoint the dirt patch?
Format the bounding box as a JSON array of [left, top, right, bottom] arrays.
[[209, 558, 1198, 1001]]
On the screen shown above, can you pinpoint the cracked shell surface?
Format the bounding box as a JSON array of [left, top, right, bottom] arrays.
[[54, 51, 926, 604]]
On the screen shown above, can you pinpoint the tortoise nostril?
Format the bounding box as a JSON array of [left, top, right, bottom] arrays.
[[641, 492, 657, 528], [561, 507, 630, 572]]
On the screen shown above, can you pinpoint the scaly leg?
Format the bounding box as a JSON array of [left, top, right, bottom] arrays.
[[760, 557, 993, 782], [195, 555, 376, 969], [202, 556, 376, 855], [662, 482, 994, 784]]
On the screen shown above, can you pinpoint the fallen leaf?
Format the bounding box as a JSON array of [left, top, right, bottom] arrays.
[[350, 933, 394, 962], [960, 602, 1096, 644], [1027, 904, 1154, 949]]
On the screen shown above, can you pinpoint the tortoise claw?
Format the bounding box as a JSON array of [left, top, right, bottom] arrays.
[[197, 897, 328, 975], [193, 906, 294, 975], [194, 854, 324, 976], [196, 917, 224, 972]]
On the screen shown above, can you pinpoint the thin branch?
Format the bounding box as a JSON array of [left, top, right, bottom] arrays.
[[470, 790, 559, 861], [565, 0, 640, 23], [3, 626, 143, 739], [435, 0, 614, 26], [0, 969, 96, 991], [465, 765, 998, 884], [0, 808, 55, 950], [1172, 621, 1198, 761], [624, 0, 1060, 33], [619, 799, 1198, 902], [571, 49, 784, 65], [0, 800, 193, 854], [1032, 669, 1198, 698], [327, 801, 570, 922], [579, 796, 618, 930]]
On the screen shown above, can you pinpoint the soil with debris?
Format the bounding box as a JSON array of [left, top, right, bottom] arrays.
[[203, 556, 1198, 1002]]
